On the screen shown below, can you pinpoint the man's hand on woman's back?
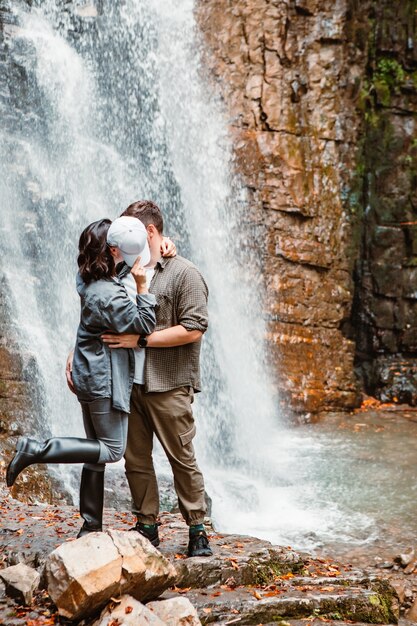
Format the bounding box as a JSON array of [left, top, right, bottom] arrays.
[[66, 349, 76, 394]]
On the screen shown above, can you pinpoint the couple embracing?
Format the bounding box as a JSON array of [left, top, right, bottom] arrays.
[[6, 200, 212, 558]]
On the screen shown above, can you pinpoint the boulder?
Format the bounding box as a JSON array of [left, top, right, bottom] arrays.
[[0, 562, 40, 605], [107, 529, 177, 601], [92, 595, 165, 626], [45, 532, 122, 620], [44, 530, 176, 620], [147, 597, 202, 625]]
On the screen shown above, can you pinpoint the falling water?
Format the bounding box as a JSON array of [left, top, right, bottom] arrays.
[[0, 0, 391, 552]]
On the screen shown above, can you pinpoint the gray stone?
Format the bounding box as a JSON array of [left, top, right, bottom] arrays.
[[147, 597, 202, 625], [0, 562, 40, 605], [92, 595, 165, 626]]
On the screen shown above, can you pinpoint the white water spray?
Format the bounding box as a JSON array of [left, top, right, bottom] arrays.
[[0, 0, 376, 550]]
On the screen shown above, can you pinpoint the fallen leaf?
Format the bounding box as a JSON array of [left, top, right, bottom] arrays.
[[263, 590, 282, 597], [172, 586, 191, 594]]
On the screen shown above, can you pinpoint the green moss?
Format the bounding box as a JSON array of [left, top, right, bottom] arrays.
[[326, 611, 343, 620], [253, 562, 285, 585], [253, 556, 304, 585], [376, 58, 406, 94]]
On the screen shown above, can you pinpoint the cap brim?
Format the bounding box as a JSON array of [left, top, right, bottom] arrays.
[[122, 242, 151, 268]]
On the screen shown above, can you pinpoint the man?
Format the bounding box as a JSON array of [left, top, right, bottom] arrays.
[[101, 200, 211, 557]]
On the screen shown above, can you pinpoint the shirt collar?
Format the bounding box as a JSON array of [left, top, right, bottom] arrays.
[[155, 256, 169, 269]]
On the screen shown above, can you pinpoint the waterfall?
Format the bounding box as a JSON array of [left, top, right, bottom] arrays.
[[0, 0, 376, 550]]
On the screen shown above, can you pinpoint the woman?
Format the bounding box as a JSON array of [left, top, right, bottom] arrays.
[[6, 218, 158, 537]]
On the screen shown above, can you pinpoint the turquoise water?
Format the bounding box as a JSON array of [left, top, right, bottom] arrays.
[[301, 409, 417, 561], [210, 409, 417, 561]]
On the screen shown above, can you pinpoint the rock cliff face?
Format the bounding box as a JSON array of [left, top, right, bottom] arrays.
[[196, 0, 368, 413], [352, 1, 417, 405], [196, 0, 417, 412]]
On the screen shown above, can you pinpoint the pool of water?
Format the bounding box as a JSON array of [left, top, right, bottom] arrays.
[[210, 408, 417, 563]]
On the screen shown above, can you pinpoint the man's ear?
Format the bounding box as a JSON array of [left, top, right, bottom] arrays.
[[108, 246, 119, 259], [146, 224, 158, 238]]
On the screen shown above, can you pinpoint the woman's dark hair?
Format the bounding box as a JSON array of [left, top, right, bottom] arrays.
[[77, 219, 115, 283]]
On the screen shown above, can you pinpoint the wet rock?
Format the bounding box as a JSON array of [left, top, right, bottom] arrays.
[[366, 357, 417, 406], [147, 597, 202, 625], [406, 595, 417, 622], [92, 595, 165, 626], [0, 563, 40, 605], [45, 530, 176, 620], [182, 581, 399, 625], [395, 547, 415, 568]]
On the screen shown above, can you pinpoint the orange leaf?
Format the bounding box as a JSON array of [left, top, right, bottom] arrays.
[[172, 586, 191, 594], [263, 590, 281, 597]]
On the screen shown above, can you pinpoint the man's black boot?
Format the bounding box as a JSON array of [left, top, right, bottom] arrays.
[[6, 436, 101, 487], [130, 521, 160, 547], [77, 468, 104, 538], [187, 529, 213, 557]]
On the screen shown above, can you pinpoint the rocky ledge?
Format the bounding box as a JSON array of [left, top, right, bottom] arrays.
[[0, 471, 405, 626]]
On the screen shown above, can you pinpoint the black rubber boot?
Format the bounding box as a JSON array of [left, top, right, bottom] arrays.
[[77, 468, 104, 538], [6, 436, 101, 487]]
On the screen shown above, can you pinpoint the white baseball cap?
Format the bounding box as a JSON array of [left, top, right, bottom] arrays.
[[107, 216, 151, 267]]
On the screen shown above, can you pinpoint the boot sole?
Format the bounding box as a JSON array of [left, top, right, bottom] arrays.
[[188, 549, 213, 557], [130, 527, 160, 547], [6, 437, 29, 487]]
